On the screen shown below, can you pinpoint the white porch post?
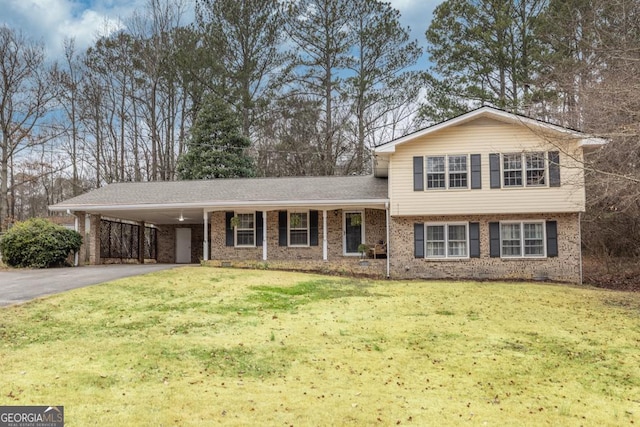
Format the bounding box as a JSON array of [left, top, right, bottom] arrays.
[[74, 215, 79, 266], [322, 210, 328, 261], [262, 211, 268, 261], [203, 211, 209, 261], [385, 202, 390, 278]]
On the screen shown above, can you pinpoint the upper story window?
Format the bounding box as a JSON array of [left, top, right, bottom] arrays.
[[289, 211, 309, 246], [502, 152, 546, 188], [235, 213, 255, 247], [426, 155, 468, 190], [490, 151, 560, 189]]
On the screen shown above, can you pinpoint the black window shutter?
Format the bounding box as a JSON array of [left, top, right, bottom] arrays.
[[225, 211, 234, 247], [469, 222, 480, 258], [278, 211, 288, 246], [413, 156, 424, 191], [546, 220, 558, 257], [414, 223, 425, 258], [256, 211, 263, 246], [470, 154, 482, 189], [489, 153, 501, 189], [489, 222, 500, 257], [309, 210, 319, 246], [548, 151, 561, 187]]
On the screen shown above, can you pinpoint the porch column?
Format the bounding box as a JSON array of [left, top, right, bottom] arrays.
[[262, 210, 268, 261], [89, 214, 102, 265], [73, 211, 86, 266], [138, 221, 145, 264], [322, 210, 328, 261], [385, 202, 390, 278], [203, 211, 209, 261]]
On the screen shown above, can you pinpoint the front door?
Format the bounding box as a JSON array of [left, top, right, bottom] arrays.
[[344, 211, 364, 255], [176, 228, 192, 263]]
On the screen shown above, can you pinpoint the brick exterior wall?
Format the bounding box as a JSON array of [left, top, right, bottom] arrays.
[[389, 213, 581, 283], [211, 210, 385, 261], [157, 224, 204, 263]]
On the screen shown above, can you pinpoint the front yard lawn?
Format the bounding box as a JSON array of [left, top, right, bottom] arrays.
[[1, 267, 640, 425]]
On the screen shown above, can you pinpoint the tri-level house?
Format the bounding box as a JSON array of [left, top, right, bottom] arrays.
[[50, 107, 605, 283]]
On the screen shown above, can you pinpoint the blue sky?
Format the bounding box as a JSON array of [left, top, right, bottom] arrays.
[[0, 0, 442, 64]]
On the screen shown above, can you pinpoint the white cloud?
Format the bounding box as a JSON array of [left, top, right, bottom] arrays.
[[0, 0, 440, 62], [0, 0, 139, 59]]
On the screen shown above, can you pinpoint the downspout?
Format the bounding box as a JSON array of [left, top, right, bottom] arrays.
[[385, 202, 390, 279], [578, 212, 583, 285]]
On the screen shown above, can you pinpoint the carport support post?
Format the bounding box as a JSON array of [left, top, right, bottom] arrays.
[[74, 211, 86, 266], [138, 221, 145, 264], [89, 214, 102, 265]]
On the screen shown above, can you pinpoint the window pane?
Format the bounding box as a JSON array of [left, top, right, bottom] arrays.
[[290, 229, 308, 245], [427, 156, 445, 172], [524, 223, 544, 256], [503, 154, 523, 187], [289, 212, 309, 245], [238, 213, 254, 229], [426, 225, 444, 241], [447, 225, 467, 257], [236, 213, 255, 246], [426, 225, 445, 257], [427, 156, 445, 189], [290, 212, 308, 229], [448, 241, 467, 257], [526, 152, 546, 186], [426, 242, 445, 257], [501, 224, 521, 256], [448, 225, 466, 241], [448, 156, 467, 172], [237, 230, 254, 246]]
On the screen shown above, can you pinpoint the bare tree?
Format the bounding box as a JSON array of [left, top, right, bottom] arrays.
[[0, 26, 54, 230]]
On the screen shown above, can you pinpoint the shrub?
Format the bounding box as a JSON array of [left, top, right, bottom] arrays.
[[0, 218, 82, 268]]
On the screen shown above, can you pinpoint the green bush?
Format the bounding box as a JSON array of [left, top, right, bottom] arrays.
[[0, 218, 82, 268]]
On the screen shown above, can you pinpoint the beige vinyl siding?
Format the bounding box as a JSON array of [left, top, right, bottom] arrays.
[[389, 118, 586, 216]]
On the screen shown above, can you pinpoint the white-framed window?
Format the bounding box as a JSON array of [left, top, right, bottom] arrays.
[[425, 223, 468, 258], [448, 155, 468, 188], [525, 152, 546, 186], [289, 211, 309, 246], [500, 221, 545, 258], [503, 152, 547, 188], [426, 155, 468, 190], [235, 212, 255, 247]]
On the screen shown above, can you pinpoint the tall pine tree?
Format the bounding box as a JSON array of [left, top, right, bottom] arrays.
[[177, 95, 255, 179]]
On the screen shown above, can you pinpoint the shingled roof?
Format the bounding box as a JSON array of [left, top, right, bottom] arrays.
[[50, 175, 389, 224]]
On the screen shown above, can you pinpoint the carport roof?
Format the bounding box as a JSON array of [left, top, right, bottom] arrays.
[[49, 175, 389, 224]]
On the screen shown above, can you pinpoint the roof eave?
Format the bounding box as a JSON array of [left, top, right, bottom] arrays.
[[50, 198, 391, 213]]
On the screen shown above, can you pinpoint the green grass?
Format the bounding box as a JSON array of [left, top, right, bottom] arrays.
[[1, 267, 640, 425]]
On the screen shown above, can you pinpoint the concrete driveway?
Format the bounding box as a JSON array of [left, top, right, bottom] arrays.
[[0, 264, 183, 307]]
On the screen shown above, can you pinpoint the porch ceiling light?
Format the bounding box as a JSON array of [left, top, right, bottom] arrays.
[[178, 213, 185, 222]]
